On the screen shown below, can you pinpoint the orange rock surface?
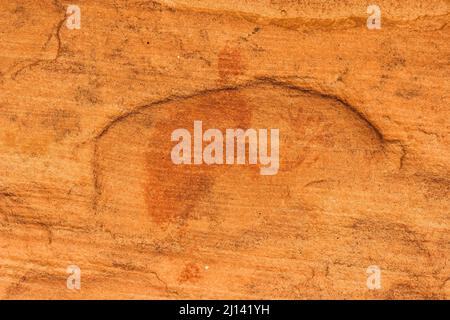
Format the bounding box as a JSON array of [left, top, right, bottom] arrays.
[[0, 0, 449, 299]]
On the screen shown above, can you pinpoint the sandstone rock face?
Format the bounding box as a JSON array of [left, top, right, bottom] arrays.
[[0, 0, 448, 299]]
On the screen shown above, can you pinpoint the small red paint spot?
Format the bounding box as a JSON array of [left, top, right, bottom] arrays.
[[218, 46, 246, 80], [178, 262, 202, 283]]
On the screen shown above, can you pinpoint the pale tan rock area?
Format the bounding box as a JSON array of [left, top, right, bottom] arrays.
[[0, 0, 449, 299]]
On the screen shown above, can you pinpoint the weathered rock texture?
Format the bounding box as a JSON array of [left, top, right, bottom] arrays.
[[0, 0, 449, 299]]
